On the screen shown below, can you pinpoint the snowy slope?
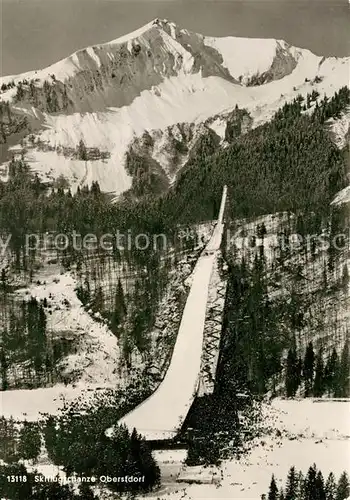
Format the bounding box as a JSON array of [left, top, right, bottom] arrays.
[[20, 272, 121, 384], [204, 37, 298, 85], [17, 61, 349, 194], [0, 19, 349, 195], [332, 186, 350, 205], [110, 253, 216, 440]]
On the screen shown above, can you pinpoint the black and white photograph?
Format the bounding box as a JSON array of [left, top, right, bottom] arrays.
[[0, 0, 349, 498]]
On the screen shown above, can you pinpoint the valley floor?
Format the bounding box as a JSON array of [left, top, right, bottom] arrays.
[[1, 395, 348, 499], [140, 399, 350, 500]]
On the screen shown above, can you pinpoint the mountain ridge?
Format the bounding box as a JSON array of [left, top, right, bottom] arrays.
[[0, 19, 348, 197], [0, 19, 319, 97]]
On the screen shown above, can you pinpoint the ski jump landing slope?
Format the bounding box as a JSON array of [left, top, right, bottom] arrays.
[[107, 187, 227, 441]]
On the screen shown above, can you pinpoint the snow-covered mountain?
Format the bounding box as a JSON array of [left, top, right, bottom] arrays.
[[0, 18, 349, 195]]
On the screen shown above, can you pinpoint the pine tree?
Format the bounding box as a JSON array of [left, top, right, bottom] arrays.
[[91, 181, 101, 197], [341, 264, 349, 291], [286, 466, 298, 500], [313, 350, 325, 397], [25, 298, 47, 377], [286, 345, 299, 397], [37, 480, 75, 499], [0, 346, 8, 390], [268, 475, 279, 500], [29, 80, 38, 106], [315, 470, 326, 500], [339, 340, 350, 397], [123, 427, 144, 485], [296, 471, 305, 500], [78, 483, 98, 499], [324, 348, 340, 396], [6, 101, 12, 123], [257, 222, 267, 240], [62, 85, 69, 110], [296, 357, 302, 389], [78, 139, 88, 161], [110, 278, 127, 335], [50, 87, 59, 113], [0, 416, 18, 463], [15, 82, 25, 101], [138, 439, 160, 491], [303, 342, 315, 396], [43, 416, 61, 465], [18, 421, 41, 462], [325, 472, 337, 500], [336, 472, 350, 500], [91, 287, 104, 313], [304, 464, 318, 500], [1, 268, 7, 291]]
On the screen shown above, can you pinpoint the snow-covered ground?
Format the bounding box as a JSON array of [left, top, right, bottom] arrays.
[[19, 271, 121, 385], [204, 37, 289, 84], [141, 399, 350, 500], [0, 20, 163, 87], [0, 385, 101, 421], [3, 399, 348, 500]]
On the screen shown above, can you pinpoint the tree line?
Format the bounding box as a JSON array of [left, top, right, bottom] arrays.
[[41, 383, 160, 494], [285, 340, 350, 398], [263, 465, 349, 500]]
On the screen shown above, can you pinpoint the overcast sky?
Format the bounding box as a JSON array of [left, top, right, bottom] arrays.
[[1, 0, 349, 76]]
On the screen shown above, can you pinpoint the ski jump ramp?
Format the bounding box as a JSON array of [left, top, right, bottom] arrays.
[[107, 186, 228, 441]]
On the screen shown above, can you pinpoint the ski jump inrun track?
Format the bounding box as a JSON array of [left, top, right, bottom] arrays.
[[106, 185, 228, 441]]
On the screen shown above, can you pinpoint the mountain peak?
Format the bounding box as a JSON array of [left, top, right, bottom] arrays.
[[152, 18, 172, 25], [108, 18, 178, 46]]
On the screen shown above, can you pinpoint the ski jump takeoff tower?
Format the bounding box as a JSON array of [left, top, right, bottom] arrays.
[[106, 186, 228, 441]]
